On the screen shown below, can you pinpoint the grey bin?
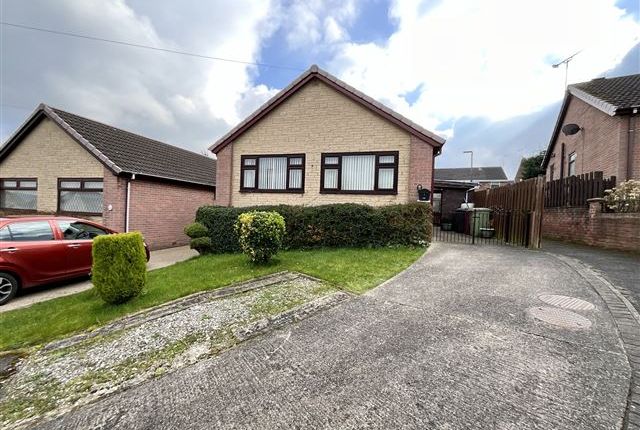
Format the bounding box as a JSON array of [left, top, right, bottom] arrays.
[[468, 208, 491, 237]]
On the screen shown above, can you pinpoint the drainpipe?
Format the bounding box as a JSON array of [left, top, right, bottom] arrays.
[[125, 173, 135, 232], [628, 110, 637, 181]]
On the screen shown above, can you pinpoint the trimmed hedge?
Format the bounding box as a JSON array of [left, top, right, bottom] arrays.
[[184, 222, 212, 254], [92, 232, 147, 304], [195, 202, 432, 253], [235, 211, 286, 263]]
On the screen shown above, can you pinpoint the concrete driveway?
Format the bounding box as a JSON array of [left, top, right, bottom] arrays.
[[33, 243, 633, 429], [1, 246, 197, 313]]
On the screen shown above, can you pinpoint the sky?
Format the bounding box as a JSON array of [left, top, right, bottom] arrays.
[[1, 0, 639, 178]]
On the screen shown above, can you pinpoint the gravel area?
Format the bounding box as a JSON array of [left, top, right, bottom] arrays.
[[0, 273, 344, 429]]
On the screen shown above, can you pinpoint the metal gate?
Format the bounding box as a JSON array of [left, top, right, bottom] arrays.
[[433, 176, 544, 248]]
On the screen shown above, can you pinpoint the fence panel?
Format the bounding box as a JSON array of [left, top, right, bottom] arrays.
[[544, 171, 616, 208]]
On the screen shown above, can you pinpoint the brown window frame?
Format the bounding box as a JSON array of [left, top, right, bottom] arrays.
[[0, 178, 38, 211], [567, 152, 577, 177], [240, 154, 305, 193], [320, 151, 399, 195], [57, 178, 104, 215]]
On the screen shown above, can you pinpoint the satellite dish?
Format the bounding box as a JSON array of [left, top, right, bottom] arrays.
[[562, 123, 581, 136]]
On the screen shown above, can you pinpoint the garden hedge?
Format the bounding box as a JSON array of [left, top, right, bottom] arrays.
[[92, 232, 147, 304], [195, 202, 432, 253]]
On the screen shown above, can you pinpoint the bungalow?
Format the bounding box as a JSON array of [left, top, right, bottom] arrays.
[[434, 166, 510, 189], [541, 73, 640, 181], [0, 104, 215, 249], [209, 65, 446, 207]]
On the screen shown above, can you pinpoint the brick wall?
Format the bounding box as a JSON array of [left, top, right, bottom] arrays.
[[545, 96, 637, 182], [213, 144, 232, 206], [102, 169, 126, 232], [409, 135, 433, 200], [543, 205, 640, 252], [222, 79, 437, 207], [125, 178, 214, 250]]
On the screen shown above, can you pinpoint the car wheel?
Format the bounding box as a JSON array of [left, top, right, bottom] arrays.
[[0, 273, 18, 305]]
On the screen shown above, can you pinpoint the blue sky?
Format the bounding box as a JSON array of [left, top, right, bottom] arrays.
[[1, 0, 639, 177]]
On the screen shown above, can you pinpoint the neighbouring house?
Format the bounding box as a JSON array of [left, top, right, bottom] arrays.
[[541, 73, 640, 182], [434, 166, 509, 189], [209, 65, 445, 207], [0, 104, 215, 249], [432, 180, 475, 225]]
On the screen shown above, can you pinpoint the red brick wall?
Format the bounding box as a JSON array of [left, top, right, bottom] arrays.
[[543, 206, 640, 252], [546, 96, 626, 181], [127, 178, 214, 250], [102, 169, 126, 232], [409, 135, 434, 200], [213, 144, 232, 206]]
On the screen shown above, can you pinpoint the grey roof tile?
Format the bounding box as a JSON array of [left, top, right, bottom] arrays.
[[435, 167, 508, 181]]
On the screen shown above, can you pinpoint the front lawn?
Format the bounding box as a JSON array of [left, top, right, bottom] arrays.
[[0, 246, 424, 351]]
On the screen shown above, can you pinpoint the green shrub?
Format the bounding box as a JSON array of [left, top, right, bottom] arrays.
[[184, 222, 209, 238], [190, 236, 212, 254], [195, 202, 432, 253], [92, 232, 147, 304], [235, 211, 286, 263]]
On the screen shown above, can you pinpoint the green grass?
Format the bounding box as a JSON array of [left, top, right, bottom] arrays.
[[0, 246, 425, 351]]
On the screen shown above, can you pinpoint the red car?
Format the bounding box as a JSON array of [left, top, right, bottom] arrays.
[[0, 216, 150, 305]]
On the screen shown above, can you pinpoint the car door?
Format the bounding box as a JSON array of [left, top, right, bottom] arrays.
[[55, 220, 109, 274], [0, 220, 68, 284]]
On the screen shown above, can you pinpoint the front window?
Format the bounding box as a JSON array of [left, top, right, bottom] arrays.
[[58, 178, 103, 214], [240, 154, 305, 192], [57, 221, 108, 240], [321, 152, 398, 194], [4, 221, 54, 241], [568, 152, 577, 176], [0, 178, 37, 210]]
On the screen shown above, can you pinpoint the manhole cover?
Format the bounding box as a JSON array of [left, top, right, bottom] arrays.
[[538, 294, 595, 311], [528, 306, 592, 329]]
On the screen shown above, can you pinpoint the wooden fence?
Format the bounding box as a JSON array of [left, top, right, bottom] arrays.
[[544, 171, 616, 208], [473, 176, 545, 248]]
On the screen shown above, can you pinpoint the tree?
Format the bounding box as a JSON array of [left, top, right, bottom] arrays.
[[519, 151, 546, 180]]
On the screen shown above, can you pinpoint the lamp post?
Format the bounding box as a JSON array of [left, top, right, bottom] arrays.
[[463, 150, 473, 182]]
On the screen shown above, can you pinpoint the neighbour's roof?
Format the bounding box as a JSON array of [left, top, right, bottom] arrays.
[[542, 73, 640, 168], [209, 64, 446, 153], [434, 167, 508, 181], [434, 179, 477, 190], [0, 104, 216, 187]]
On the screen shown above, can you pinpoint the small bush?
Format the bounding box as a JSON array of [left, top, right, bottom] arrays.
[[92, 232, 147, 304], [184, 222, 208, 239], [604, 180, 640, 213], [196, 202, 432, 253], [235, 211, 286, 263], [190, 236, 212, 254]]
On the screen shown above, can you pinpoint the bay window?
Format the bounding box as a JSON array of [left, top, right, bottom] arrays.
[[0, 178, 37, 210], [241, 154, 305, 192], [58, 178, 103, 214], [321, 151, 398, 194]]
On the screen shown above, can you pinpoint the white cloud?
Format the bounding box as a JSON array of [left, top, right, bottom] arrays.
[[329, 0, 640, 136]]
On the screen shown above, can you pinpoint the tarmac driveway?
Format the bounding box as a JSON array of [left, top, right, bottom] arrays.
[[34, 243, 632, 429]]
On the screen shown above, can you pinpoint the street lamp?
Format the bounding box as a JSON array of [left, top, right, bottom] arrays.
[[463, 150, 473, 182]]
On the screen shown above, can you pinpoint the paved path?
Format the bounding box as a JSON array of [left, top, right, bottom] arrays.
[[543, 239, 640, 313], [34, 244, 632, 429], [1, 246, 197, 312]]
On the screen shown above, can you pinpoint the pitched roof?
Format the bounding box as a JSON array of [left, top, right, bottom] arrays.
[[210, 65, 445, 153], [0, 104, 216, 187], [434, 167, 508, 181], [569, 74, 640, 116], [542, 73, 640, 168]]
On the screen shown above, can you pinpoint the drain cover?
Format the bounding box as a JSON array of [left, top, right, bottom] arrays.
[[528, 306, 592, 329], [538, 294, 595, 311]]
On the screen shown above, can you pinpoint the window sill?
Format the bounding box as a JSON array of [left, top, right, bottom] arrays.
[[239, 189, 305, 194], [320, 190, 398, 195]]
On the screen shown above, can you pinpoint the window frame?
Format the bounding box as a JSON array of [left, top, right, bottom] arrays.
[[320, 151, 399, 195], [0, 178, 38, 211], [567, 152, 577, 177], [240, 154, 306, 193], [57, 178, 104, 215]]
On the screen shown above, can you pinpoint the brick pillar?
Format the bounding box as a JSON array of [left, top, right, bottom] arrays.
[[587, 197, 604, 218], [213, 144, 233, 206]]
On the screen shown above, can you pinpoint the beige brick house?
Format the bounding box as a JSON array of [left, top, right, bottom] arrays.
[[0, 104, 215, 249], [210, 65, 445, 207], [542, 74, 640, 182]]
